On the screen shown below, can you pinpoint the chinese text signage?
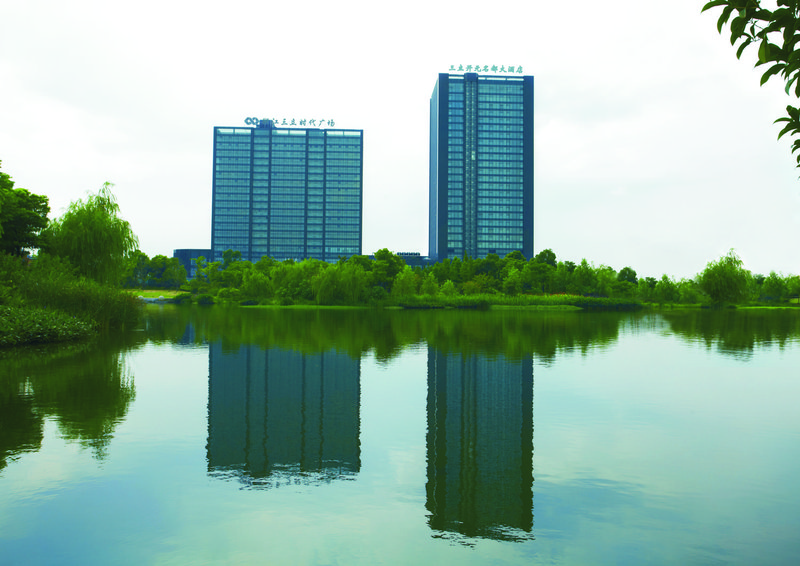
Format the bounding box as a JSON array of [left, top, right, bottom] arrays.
[[449, 64, 524, 74], [244, 117, 336, 128]]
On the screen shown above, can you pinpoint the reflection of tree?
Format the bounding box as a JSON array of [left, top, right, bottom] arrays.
[[0, 385, 43, 472], [143, 306, 626, 363], [426, 348, 534, 543], [661, 310, 800, 357], [0, 335, 138, 464]]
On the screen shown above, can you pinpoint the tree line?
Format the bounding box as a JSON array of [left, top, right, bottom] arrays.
[[2, 157, 799, 345], [157, 246, 799, 308]]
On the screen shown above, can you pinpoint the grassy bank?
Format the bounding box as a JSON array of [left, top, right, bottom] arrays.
[[0, 305, 94, 347], [1, 254, 142, 347], [398, 293, 641, 310]]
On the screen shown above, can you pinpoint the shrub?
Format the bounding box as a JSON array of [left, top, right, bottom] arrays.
[[216, 287, 243, 302], [0, 305, 93, 347], [196, 294, 215, 306], [170, 292, 193, 305]]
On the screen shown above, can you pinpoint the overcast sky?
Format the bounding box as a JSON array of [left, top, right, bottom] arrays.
[[2, 0, 798, 279]]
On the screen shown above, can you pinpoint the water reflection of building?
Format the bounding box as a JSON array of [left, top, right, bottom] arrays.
[[207, 343, 361, 488], [426, 349, 534, 542]]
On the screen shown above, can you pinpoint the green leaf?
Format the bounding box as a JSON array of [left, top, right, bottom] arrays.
[[730, 16, 747, 42], [736, 38, 753, 58], [701, 0, 729, 13], [785, 75, 798, 95], [761, 63, 784, 84], [718, 5, 735, 33], [777, 122, 795, 139], [758, 39, 770, 62]]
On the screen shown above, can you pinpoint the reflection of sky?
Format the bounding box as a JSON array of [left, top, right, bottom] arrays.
[[2, 318, 800, 565], [533, 329, 800, 564]]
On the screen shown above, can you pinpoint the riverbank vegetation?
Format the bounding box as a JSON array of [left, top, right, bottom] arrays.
[[2, 158, 798, 347], [1, 164, 141, 346], [144, 246, 799, 311]]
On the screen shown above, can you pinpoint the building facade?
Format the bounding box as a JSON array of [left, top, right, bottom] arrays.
[[211, 120, 363, 263], [429, 73, 534, 260]]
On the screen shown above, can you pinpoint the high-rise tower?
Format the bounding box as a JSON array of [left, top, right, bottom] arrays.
[[211, 120, 363, 263], [429, 72, 533, 260]]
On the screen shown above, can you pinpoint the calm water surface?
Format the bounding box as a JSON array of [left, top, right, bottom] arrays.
[[1, 307, 799, 565]]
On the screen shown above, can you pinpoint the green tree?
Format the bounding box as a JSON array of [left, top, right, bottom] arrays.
[[761, 271, 788, 302], [698, 249, 753, 306], [421, 272, 439, 296], [654, 274, 680, 306], [702, 1, 800, 166], [523, 260, 554, 294], [534, 248, 557, 267], [0, 162, 50, 256], [787, 274, 800, 297], [637, 277, 657, 303], [678, 278, 703, 304], [371, 249, 406, 292], [339, 261, 369, 304], [571, 259, 598, 295], [43, 183, 138, 285], [440, 279, 458, 296], [241, 268, 273, 302], [502, 267, 523, 295], [222, 248, 242, 269], [391, 265, 418, 299], [147, 255, 187, 289], [595, 265, 617, 297], [122, 250, 151, 288], [617, 266, 638, 284]]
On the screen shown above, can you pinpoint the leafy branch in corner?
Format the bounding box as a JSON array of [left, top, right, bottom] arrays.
[[702, 0, 800, 167]]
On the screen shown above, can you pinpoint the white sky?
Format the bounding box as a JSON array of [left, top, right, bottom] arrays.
[[1, 0, 798, 279]]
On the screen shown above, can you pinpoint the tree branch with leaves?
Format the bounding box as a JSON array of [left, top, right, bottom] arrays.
[[702, 0, 800, 166]]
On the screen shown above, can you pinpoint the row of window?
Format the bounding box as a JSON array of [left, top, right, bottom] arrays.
[[477, 93, 525, 102], [478, 84, 524, 94], [476, 136, 525, 145], [446, 123, 524, 132], [448, 151, 524, 161], [449, 104, 524, 113], [215, 150, 251, 158], [476, 206, 524, 215]]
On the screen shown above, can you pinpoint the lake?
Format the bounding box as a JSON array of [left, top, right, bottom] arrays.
[[1, 306, 799, 565]]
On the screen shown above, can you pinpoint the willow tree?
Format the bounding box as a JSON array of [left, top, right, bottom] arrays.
[[697, 249, 753, 306], [44, 183, 139, 285]]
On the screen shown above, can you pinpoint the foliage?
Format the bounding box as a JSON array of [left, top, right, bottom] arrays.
[[142, 246, 796, 310], [760, 271, 788, 301], [146, 255, 187, 289], [0, 161, 50, 256], [44, 182, 139, 285], [702, 0, 800, 166], [617, 266, 638, 284], [698, 249, 753, 305], [534, 248, 557, 267], [654, 275, 680, 306], [0, 305, 94, 346], [0, 251, 141, 346]]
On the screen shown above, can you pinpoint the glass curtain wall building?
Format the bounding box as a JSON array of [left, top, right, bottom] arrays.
[[429, 73, 533, 260], [211, 121, 363, 263]]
